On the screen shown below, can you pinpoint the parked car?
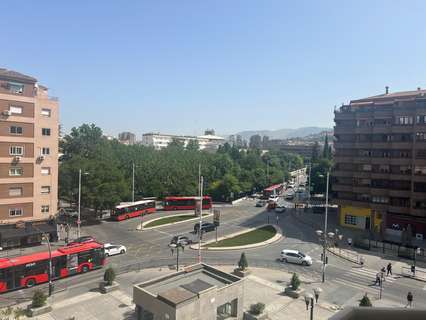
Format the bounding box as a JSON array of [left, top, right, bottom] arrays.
[[268, 196, 279, 202], [285, 193, 294, 200], [104, 243, 127, 256], [60, 207, 79, 218], [170, 235, 192, 246], [67, 236, 95, 246], [275, 206, 286, 213], [280, 249, 312, 266], [194, 222, 216, 233]]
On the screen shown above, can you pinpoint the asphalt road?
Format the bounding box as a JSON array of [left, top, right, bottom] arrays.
[[2, 173, 426, 308]]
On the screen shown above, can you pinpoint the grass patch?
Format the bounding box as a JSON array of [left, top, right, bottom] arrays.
[[206, 225, 276, 248], [145, 214, 208, 228]]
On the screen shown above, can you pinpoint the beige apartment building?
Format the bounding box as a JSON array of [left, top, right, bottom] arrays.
[[0, 68, 59, 248]]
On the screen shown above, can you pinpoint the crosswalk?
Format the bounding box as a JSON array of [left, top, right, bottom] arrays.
[[332, 267, 397, 295]]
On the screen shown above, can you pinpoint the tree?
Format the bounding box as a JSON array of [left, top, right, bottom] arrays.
[[249, 303, 265, 315], [167, 138, 185, 149], [31, 290, 47, 308], [359, 294, 372, 307], [104, 267, 116, 286], [249, 135, 262, 149], [290, 273, 301, 290], [310, 158, 332, 194], [323, 135, 330, 159], [312, 141, 320, 162], [186, 139, 199, 151], [238, 252, 248, 271]]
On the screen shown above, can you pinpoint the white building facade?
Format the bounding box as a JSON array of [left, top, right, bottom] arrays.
[[141, 132, 225, 151]]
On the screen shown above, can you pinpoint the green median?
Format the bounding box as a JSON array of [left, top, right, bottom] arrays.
[[206, 225, 276, 248], [144, 214, 209, 228]]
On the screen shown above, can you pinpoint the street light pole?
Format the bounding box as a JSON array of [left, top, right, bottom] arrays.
[[308, 163, 312, 206], [132, 161, 135, 203], [322, 171, 330, 283], [78, 169, 82, 238]]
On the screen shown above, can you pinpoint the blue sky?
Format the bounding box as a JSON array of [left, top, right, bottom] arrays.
[[1, 1, 426, 137]]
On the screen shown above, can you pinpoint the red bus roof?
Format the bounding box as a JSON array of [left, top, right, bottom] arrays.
[[164, 196, 211, 200], [0, 242, 104, 269], [264, 184, 283, 192], [115, 199, 155, 209]]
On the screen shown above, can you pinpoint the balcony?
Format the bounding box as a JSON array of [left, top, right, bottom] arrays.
[[334, 156, 354, 163], [391, 126, 416, 133], [389, 189, 411, 198], [352, 171, 372, 178], [370, 187, 389, 196], [334, 112, 356, 120], [334, 126, 355, 134], [388, 206, 410, 214], [372, 126, 392, 134], [353, 157, 373, 164], [332, 170, 353, 178], [354, 127, 373, 134], [353, 186, 371, 194], [332, 184, 353, 192], [334, 142, 357, 149]]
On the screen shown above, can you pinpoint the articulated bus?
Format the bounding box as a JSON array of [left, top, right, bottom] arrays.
[[111, 200, 156, 221], [0, 242, 105, 293], [163, 196, 212, 211]]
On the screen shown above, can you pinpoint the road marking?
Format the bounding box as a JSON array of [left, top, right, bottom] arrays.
[[349, 268, 395, 283], [333, 279, 379, 295]]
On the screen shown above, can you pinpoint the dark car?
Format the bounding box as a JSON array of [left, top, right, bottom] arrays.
[[67, 235, 95, 246], [194, 222, 216, 233]]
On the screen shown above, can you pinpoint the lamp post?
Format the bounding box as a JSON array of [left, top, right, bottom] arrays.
[[316, 171, 330, 283], [132, 161, 135, 203], [304, 288, 322, 320], [42, 233, 53, 296], [169, 243, 184, 271], [77, 169, 89, 238]]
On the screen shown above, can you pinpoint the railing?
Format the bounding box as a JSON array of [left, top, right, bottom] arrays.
[[328, 247, 361, 264]]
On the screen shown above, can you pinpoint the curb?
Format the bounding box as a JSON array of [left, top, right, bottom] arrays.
[[327, 247, 361, 265], [141, 213, 213, 230], [190, 224, 283, 251]]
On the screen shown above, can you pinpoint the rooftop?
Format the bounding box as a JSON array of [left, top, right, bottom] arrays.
[[0, 68, 37, 83], [351, 88, 426, 104], [136, 264, 241, 307]]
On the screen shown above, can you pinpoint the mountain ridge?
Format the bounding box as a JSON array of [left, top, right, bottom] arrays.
[[234, 127, 332, 140]]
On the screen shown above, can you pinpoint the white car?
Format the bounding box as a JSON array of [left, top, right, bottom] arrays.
[[268, 196, 279, 203], [104, 243, 127, 257], [280, 249, 312, 266]]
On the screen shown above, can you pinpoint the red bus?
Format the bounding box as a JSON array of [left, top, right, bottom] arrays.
[[163, 196, 212, 211], [0, 242, 105, 293], [111, 200, 156, 221], [263, 184, 284, 199]]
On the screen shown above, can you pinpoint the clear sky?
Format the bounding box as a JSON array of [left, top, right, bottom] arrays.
[[1, 1, 426, 137]]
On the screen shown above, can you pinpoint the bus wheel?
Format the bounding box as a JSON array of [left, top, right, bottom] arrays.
[[26, 278, 36, 288], [126, 215, 130, 220], [82, 265, 89, 273]]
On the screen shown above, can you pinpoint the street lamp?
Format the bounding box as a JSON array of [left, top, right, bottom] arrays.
[[42, 234, 53, 296], [317, 171, 330, 283], [169, 243, 184, 271], [77, 169, 89, 238], [304, 288, 322, 320]]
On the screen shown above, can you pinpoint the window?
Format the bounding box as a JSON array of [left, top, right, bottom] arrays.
[[9, 208, 23, 217], [41, 167, 51, 175], [41, 205, 50, 214], [416, 132, 426, 141], [8, 82, 24, 94], [416, 115, 426, 124], [41, 109, 51, 117], [415, 166, 426, 175], [41, 147, 50, 155], [9, 187, 22, 197], [9, 146, 23, 156], [9, 167, 23, 176], [344, 215, 357, 225], [41, 186, 51, 194], [362, 164, 372, 171], [9, 106, 22, 114], [395, 116, 413, 125], [372, 196, 389, 204], [10, 126, 23, 135], [42, 128, 51, 136], [379, 165, 390, 173]]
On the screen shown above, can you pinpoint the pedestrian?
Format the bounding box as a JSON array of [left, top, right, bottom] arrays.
[[374, 273, 381, 286], [406, 291, 413, 308], [381, 267, 386, 281], [387, 263, 392, 276]]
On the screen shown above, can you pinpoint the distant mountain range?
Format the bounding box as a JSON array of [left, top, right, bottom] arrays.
[[234, 127, 332, 140]]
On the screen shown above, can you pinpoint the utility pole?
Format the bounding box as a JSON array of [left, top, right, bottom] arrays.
[[321, 171, 330, 283], [132, 161, 135, 203], [78, 169, 82, 238], [198, 163, 203, 264], [308, 163, 312, 206]]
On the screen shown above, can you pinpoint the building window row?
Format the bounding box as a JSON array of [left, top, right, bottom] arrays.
[[8, 167, 51, 177], [9, 146, 24, 156], [344, 215, 357, 225], [9, 208, 23, 217], [42, 128, 51, 136], [10, 126, 23, 135]]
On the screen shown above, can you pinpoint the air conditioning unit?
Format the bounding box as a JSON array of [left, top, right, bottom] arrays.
[[38, 155, 45, 161], [2, 110, 12, 116]]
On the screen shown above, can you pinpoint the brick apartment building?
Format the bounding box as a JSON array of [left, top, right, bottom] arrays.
[[333, 87, 426, 240], [0, 68, 59, 248]]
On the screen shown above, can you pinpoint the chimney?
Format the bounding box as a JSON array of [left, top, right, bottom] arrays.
[[385, 86, 389, 94]]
